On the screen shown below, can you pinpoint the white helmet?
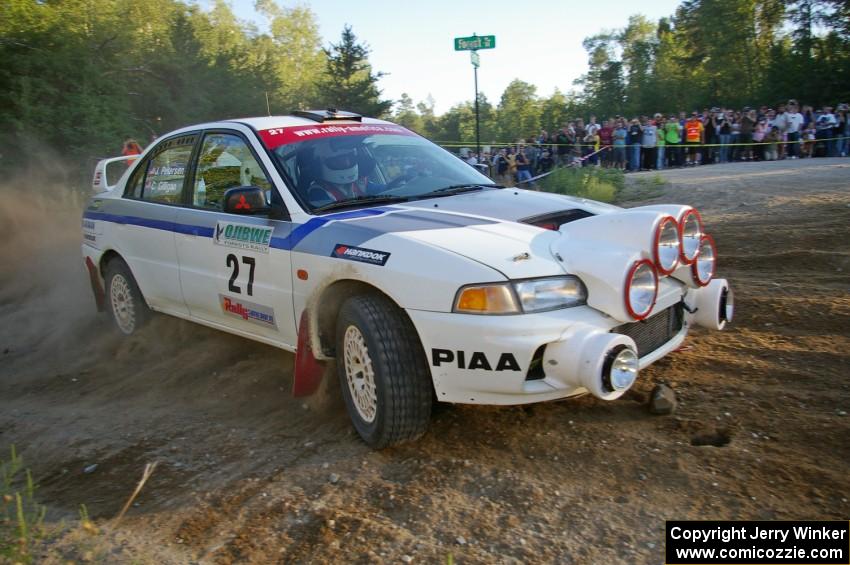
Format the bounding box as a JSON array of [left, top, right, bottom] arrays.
[[316, 140, 358, 185]]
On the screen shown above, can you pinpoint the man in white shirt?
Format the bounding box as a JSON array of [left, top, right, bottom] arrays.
[[784, 100, 805, 159]]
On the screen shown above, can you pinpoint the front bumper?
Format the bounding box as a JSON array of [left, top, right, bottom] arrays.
[[407, 278, 731, 405]]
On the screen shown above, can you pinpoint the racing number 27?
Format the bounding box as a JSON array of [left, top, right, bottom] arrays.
[[226, 254, 255, 296]]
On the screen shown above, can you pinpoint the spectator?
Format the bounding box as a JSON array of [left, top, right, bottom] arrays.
[[815, 106, 838, 157], [752, 117, 767, 161], [837, 103, 849, 157], [785, 101, 804, 159], [764, 127, 780, 161], [627, 118, 642, 172], [664, 114, 681, 167], [598, 119, 613, 168], [728, 111, 741, 162], [774, 103, 788, 159], [655, 115, 666, 170], [717, 110, 732, 163], [684, 112, 704, 166], [641, 116, 658, 170], [802, 120, 817, 158], [740, 108, 756, 161], [506, 147, 517, 182], [515, 144, 533, 185], [613, 118, 628, 170], [574, 118, 586, 163], [538, 148, 554, 173], [122, 138, 143, 164], [556, 126, 571, 167], [704, 108, 718, 164]]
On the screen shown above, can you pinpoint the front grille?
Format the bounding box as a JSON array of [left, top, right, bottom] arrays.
[[612, 303, 684, 357]]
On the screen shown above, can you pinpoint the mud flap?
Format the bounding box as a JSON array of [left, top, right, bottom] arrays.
[[292, 310, 327, 397], [85, 257, 106, 312]]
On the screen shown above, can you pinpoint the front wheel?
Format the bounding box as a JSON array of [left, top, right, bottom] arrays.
[[104, 259, 149, 335], [336, 294, 433, 448]]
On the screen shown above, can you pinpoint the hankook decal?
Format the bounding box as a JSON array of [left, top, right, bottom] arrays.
[[331, 244, 390, 266]]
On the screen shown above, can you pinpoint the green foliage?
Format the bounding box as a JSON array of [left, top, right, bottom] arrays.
[[1, 445, 46, 564], [539, 167, 624, 203], [497, 79, 541, 142], [317, 25, 392, 118], [0, 1, 389, 185], [572, 0, 850, 118]]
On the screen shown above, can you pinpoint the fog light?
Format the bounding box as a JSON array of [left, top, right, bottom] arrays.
[[602, 345, 639, 392], [720, 286, 734, 323]]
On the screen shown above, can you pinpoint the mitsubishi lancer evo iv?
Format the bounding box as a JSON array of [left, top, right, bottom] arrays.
[[81, 109, 733, 448]]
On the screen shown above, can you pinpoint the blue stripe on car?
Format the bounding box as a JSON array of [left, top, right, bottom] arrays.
[[83, 207, 393, 251]]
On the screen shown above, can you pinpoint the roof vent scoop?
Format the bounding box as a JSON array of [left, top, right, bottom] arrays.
[[292, 109, 363, 123]]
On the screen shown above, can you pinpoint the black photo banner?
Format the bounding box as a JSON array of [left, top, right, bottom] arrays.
[[665, 521, 849, 564]]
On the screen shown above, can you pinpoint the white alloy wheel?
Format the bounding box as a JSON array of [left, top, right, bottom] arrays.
[[342, 325, 378, 423], [110, 273, 136, 334]]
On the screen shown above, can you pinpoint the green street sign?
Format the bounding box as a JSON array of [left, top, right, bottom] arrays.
[[454, 35, 495, 51]]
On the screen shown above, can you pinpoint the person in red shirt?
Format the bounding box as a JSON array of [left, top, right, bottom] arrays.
[[598, 119, 614, 168], [121, 138, 143, 164], [684, 112, 704, 166]]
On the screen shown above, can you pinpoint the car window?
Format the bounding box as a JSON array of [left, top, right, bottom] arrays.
[[192, 133, 272, 210], [265, 131, 492, 211], [124, 135, 197, 203]]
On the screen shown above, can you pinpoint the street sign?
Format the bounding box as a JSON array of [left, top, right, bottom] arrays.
[[470, 51, 480, 67], [454, 35, 495, 51]]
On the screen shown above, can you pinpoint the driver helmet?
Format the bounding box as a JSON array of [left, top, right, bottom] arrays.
[[316, 140, 358, 185]]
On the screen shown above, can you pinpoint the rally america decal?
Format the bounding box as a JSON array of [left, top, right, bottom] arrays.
[[219, 295, 277, 329], [214, 221, 274, 254], [331, 244, 390, 266]]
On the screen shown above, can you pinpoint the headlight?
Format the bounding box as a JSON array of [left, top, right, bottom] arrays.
[[514, 276, 587, 313], [624, 259, 658, 320], [654, 215, 681, 275], [679, 208, 704, 264], [454, 276, 586, 315], [691, 234, 716, 286]]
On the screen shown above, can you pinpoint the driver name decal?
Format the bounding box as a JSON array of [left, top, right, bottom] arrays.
[[214, 221, 273, 254], [331, 244, 390, 266]]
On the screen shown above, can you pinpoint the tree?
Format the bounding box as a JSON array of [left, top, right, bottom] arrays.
[[317, 25, 391, 117], [496, 79, 541, 142], [394, 93, 423, 132]]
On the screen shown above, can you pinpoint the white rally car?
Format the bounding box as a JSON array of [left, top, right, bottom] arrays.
[[81, 109, 733, 448]]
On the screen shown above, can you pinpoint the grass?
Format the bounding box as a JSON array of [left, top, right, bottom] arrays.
[[1, 446, 46, 564], [538, 166, 625, 203]]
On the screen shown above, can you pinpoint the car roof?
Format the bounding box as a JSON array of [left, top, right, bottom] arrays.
[[163, 115, 396, 137]]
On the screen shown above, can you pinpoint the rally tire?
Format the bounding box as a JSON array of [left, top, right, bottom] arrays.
[[104, 259, 149, 335], [335, 294, 433, 448]]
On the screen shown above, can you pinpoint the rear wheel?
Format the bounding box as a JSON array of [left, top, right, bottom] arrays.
[[104, 259, 149, 335], [336, 294, 433, 448]]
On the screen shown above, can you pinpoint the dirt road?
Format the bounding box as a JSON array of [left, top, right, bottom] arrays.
[[1, 158, 849, 563]]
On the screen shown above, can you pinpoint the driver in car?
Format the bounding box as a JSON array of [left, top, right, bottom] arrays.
[[306, 139, 385, 206]]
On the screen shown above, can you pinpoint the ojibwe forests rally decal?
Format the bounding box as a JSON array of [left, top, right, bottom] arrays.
[[214, 221, 274, 254], [258, 124, 417, 149]]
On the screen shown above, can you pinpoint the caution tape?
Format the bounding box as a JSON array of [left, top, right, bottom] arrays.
[[438, 135, 850, 149]]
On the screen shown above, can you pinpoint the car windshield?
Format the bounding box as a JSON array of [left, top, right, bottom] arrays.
[[259, 123, 494, 213]]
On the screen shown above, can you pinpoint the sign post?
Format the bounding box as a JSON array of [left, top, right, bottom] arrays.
[[454, 34, 495, 164]]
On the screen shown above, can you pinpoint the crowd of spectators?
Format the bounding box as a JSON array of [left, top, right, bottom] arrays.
[[474, 100, 849, 184]]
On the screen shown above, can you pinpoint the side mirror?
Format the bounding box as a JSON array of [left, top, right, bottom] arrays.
[[223, 186, 271, 215]]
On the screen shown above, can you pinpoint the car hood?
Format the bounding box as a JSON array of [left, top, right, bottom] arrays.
[[385, 188, 618, 279]]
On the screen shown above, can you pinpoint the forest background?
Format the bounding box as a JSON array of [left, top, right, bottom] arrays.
[[1, 0, 848, 183]]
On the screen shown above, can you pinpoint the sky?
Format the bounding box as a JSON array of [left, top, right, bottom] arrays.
[[221, 0, 683, 115]]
